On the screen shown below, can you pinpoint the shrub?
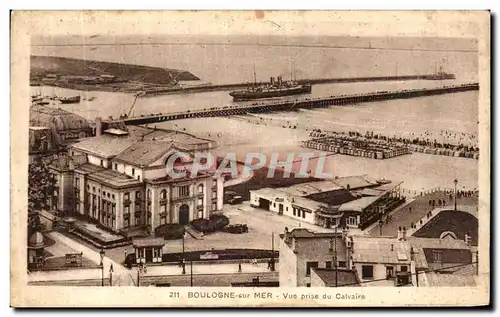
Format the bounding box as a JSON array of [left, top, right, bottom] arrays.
[[190, 214, 230, 233], [210, 214, 229, 229], [154, 224, 185, 240]]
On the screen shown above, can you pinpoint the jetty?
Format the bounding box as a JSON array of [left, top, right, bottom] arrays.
[[140, 73, 456, 96], [102, 83, 479, 128]]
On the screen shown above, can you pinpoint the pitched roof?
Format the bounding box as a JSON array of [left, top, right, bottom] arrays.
[[125, 126, 216, 151], [351, 236, 411, 263], [332, 175, 378, 190], [338, 196, 380, 212], [89, 167, 143, 188], [307, 188, 358, 206], [281, 180, 343, 197], [412, 210, 478, 246], [113, 140, 176, 166], [71, 135, 137, 158], [50, 154, 87, 171], [312, 268, 361, 287]]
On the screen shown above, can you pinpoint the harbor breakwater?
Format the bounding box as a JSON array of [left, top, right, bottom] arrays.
[[139, 74, 456, 96], [106, 83, 479, 126]]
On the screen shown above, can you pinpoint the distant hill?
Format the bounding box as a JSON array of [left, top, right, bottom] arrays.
[[30, 55, 200, 84]]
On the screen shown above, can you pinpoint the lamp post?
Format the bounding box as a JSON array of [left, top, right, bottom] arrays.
[[454, 179, 458, 211], [109, 264, 114, 286], [378, 219, 383, 236], [124, 249, 127, 263], [182, 232, 186, 275], [99, 248, 105, 287]]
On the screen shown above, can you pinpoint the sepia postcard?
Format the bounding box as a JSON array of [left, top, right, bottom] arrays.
[[10, 10, 490, 307]]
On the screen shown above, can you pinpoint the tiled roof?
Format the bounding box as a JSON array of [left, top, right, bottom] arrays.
[[74, 163, 106, 174], [312, 268, 361, 287], [71, 135, 137, 158], [88, 167, 142, 188], [351, 236, 411, 263], [338, 196, 380, 212], [126, 126, 216, 151], [113, 140, 175, 166]]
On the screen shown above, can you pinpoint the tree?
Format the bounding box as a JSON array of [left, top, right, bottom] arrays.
[[28, 157, 56, 235]]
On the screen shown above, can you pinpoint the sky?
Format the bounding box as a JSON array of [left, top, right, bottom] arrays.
[[14, 11, 485, 39]]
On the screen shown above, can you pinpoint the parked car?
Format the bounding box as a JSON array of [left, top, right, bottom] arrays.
[[228, 195, 243, 205]]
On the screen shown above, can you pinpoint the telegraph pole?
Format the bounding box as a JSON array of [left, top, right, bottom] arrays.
[[271, 231, 275, 272], [190, 261, 193, 286], [334, 226, 338, 287]]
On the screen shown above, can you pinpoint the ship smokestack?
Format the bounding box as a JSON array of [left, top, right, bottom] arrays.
[[270, 77, 275, 85], [277, 76, 282, 85]]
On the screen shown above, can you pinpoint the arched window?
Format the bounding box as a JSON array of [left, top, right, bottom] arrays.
[[160, 189, 167, 200], [198, 184, 204, 194], [42, 141, 48, 151], [147, 189, 151, 199]]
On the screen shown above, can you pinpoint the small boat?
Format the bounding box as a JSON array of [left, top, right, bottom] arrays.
[[58, 95, 81, 104]]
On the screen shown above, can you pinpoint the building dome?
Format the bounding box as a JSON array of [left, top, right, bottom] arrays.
[[28, 231, 46, 249], [30, 105, 90, 132], [30, 105, 92, 145]]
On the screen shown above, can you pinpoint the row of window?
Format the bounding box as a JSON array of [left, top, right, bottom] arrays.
[[360, 264, 408, 280], [84, 183, 117, 200], [305, 261, 347, 276], [292, 207, 307, 219]]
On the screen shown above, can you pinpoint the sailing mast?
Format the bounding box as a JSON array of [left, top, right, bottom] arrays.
[[253, 64, 257, 86]]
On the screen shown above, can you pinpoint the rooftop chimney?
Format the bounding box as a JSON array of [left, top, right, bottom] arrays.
[[397, 226, 402, 240], [391, 244, 394, 251], [465, 232, 471, 246], [402, 227, 407, 240], [95, 117, 102, 136]]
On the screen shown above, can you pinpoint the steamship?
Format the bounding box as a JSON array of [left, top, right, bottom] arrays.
[[230, 76, 311, 101], [229, 65, 312, 101]]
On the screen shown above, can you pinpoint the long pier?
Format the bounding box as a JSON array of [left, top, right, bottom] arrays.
[[104, 83, 478, 127], [141, 73, 456, 96]]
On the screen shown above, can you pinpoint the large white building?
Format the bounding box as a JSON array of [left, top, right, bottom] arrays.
[[49, 124, 224, 234], [250, 176, 404, 230]]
